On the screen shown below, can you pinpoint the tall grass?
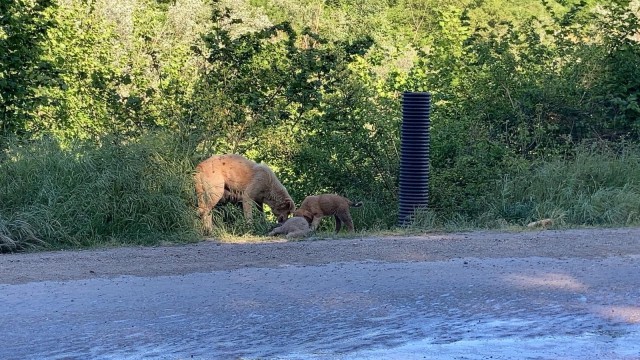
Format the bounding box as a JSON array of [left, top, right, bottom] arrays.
[[210, 195, 398, 240], [3, 135, 640, 252], [0, 134, 200, 252], [399, 143, 640, 232], [489, 143, 640, 227], [1, 134, 397, 251], [207, 203, 278, 241]]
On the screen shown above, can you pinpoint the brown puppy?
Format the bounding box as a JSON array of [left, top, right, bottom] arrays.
[[294, 194, 362, 233], [268, 216, 311, 239], [194, 154, 295, 234]]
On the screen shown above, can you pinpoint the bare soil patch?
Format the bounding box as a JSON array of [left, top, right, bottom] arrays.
[[2, 227, 639, 285]]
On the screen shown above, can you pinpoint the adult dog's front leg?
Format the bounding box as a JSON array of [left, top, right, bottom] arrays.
[[243, 180, 261, 225], [241, 194, 254, 225]]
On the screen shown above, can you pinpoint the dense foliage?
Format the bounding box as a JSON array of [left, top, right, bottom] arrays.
[[1, 0, 640, 250]]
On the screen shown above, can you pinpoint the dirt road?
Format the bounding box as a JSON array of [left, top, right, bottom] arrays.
[[1, 227, 640, 359], [3, 227, 640, 284]]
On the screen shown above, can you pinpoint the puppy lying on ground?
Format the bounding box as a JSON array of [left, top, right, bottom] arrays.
[[294, 194, 362, 233], [268, 216, 311, 239]]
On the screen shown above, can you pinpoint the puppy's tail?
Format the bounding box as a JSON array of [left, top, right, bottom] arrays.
[[350, 200, 363, 208]]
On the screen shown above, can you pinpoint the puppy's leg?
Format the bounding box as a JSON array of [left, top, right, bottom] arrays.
[[268, 226, 284, 236], [310, 216, 322, 231], [334, 215, 343, 233], [338, 211, 355, 232]]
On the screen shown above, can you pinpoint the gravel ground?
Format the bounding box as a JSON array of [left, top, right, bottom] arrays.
[[2, 227, 640, 359], [2, 227, 640, 285]]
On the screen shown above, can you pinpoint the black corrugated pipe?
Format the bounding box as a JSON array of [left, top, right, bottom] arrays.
[[398, 91, 431, 226]]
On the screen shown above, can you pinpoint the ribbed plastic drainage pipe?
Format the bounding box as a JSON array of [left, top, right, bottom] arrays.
[[398, 91, 431, 226]]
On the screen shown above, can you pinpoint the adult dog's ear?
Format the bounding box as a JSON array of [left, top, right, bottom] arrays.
[[286, 199, 296, 212], [277, 199, 294, 212]]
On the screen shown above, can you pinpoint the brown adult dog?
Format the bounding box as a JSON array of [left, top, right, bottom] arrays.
[[294, 194, 362, 233], [268, 216, 311, 239], [194, 154, 295, 234]]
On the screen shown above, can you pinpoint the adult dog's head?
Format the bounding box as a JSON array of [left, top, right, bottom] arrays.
[[273, 198, 296, 223]]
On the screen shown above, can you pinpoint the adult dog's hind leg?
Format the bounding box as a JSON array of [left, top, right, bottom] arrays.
[[194, 171, 224, 235]]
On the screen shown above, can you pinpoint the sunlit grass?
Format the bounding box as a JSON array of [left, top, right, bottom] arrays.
[[205, 204, 284, 243], [398, 144, 640, 233], [488, 144, 640, 228], [3, 136, 640, 252], [0, 135, 200, 252]]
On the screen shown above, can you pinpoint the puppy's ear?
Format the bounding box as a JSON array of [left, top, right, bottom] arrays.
[[297, 210, 313, 225]]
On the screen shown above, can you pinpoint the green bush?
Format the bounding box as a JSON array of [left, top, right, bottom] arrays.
[[3, 0, 640, 250]]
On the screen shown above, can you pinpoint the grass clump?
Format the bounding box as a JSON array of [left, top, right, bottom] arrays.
[[0, 216, 45, 253], [399, 142, 640, 232], [486, 143, 640, 228], [3, 134, 640, 252], [0, 134, 200, 252], [206, 204, 280, 242]]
